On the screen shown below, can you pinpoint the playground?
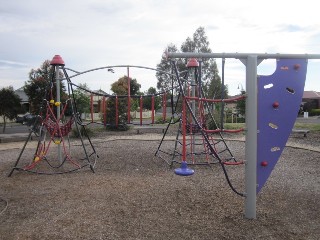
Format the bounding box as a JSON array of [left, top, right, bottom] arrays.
[[0, 129, 319, 239], [1, 53, 319, 239]]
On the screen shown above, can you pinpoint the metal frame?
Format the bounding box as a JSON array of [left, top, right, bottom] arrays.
[[165, 51, 320, 219]]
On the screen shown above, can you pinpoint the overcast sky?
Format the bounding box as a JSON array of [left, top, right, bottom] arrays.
[[1, 0, 320, 96]]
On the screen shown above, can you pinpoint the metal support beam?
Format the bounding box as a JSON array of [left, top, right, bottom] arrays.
[[165, 51, 320, 60], [243, 55, 258, 219], [55, 66, 62, 164]]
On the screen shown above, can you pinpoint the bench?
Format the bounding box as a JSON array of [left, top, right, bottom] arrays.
[[291, 129, 310, 137], [135, 126, 166, 134]]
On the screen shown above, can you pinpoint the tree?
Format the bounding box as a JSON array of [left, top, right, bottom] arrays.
[[181, 27, 227, 98], [112, 75, 141, 109], [111, 76, 141, 96], [236, 90, 246, 117], [156, 44, 179, 91], [207, 61, 228, 99], [157, 27, 227, 100], [143, 87, 161, 111], [72, 83, 91, 115], [24, 60, 67, 114], [0, 86, 22, 133], [105, 76, 141, 129]]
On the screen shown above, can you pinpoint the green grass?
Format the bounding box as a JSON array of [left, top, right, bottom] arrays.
[[224, 123, 245, 129], [293, 123, 320, 132], [224, 122, 320, 132]]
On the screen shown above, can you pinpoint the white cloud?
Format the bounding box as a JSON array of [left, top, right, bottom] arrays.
[[0, 0, 319, 96]]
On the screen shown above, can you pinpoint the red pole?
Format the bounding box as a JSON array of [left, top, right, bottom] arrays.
[[90, 94, 94, 123], [103, 96, 106, 126], [116, 96, 118, 128], [151, 95, 155, 124], [140, 96, 143, 126], [127, 67, 131, 123], [182, 96, 186, 162]]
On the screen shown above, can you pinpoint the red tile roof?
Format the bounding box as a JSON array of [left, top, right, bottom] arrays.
[[303, 91, 320, 99]]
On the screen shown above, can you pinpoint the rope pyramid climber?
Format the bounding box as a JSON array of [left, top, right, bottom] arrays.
[[8, 55, 97, 176], [155, 58, 245, 193]]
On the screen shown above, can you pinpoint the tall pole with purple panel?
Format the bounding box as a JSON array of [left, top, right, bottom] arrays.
[[165, 51, 320, 219]]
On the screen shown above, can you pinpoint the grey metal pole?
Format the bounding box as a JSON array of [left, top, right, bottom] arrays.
[[220, 58, 225, 129], [244, 55, 258, 219], [55, 66, 62, 163], [191, 68, 196, 154], [165, 51, 320, 60], [191, 69, 196, 121]]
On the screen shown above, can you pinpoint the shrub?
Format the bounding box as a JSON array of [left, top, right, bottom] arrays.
[[71, 126, 94, 138], [154, 115, 180, 124], [155, 116, 170, 124], [106, 124, 129, 131], [309, 109, 320, 116]]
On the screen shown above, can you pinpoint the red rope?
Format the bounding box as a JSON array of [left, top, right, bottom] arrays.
[[27, 100, 81, 170], [185, 95, 246, 103], [24, 142, 46, 170], [25, 102, 60, 170], [45, 117, 74, 137], [201, 135, 210, 163]]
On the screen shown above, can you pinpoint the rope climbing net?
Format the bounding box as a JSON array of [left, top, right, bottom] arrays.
[[9, 57, 98, 176], [155, 58, 246, 196]]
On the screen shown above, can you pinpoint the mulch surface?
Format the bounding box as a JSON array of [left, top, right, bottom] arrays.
[[0, 129, 319, 240]]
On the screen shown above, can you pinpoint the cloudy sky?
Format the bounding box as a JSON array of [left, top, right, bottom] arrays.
[[1, 0, 320, 96]]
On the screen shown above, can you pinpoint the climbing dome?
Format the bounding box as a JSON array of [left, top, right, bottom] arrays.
[[9, 55, 97, 176]]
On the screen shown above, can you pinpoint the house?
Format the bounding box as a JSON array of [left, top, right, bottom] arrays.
[[15, 87, 30, 112], [302, 91, 320, 110], [89, 89, 109, 112], [225, 94, 243, 114], [226, 91, 320, 113]]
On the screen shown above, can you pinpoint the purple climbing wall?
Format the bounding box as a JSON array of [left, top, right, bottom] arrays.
[[257, 59, 308, 193]]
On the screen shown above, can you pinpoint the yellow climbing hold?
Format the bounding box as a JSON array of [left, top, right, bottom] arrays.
[[49, 99, 55, 104], [54, 140, 61, 144], [54, 102, 61, 107], [34, 157, 40, 162]]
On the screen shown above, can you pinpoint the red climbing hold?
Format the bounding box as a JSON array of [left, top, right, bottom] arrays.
[[294, 64, 300, 70], [272, 101, 280, 109]]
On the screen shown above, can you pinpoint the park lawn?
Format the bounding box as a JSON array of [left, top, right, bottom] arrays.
[[224, 122, 320, 132], [293, 122, 320, 132]]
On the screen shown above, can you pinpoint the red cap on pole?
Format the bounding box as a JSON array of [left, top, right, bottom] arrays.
[[50, 55, 65, 66], [186, 58, 199, 68]]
